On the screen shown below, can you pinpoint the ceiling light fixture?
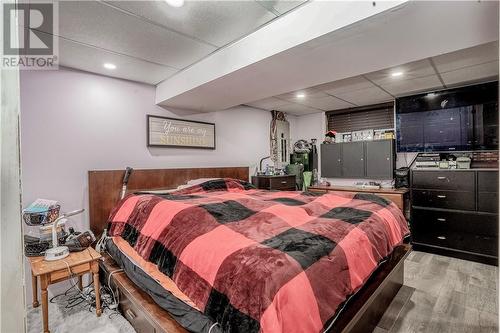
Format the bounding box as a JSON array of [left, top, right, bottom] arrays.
[[165, 0, 184, 7], [296, 93, 306, 98], [103, 63, 116, 70], [391, 71, 404, 77]]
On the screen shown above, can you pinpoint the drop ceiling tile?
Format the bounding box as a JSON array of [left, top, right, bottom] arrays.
[[440, 61, 499, 86], [380, 74, 443, 96], [246, 97, 291, 110], [334, 86, 393, 106], [257, 0, 306, 15], [275, 88, 328, 102], [275, 103, 323, 115], [316, 76, 374, 95], [365, 59, 436, 86], [432, 41, 499, 73], [107, 1, 277, 47], [51, 1, 216, 69], [58, 38, 177, 85], [300, 95, 354, 110]]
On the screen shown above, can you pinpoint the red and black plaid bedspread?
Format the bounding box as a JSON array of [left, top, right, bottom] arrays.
[[108, 178, 409, 333]]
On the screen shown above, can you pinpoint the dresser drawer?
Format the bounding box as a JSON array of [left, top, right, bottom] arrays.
[[411, 208, 498, 256], [411, 208, 497, 236], [412, 189, 475, 211], [478, 171, 498, 193], [269, 176, 296, 190], [120, 291, 156, 333], [478, 192, 499, 213], [412, 171, 474, 191], [478, 171, 498, 213], [412, 231, 498, 257]]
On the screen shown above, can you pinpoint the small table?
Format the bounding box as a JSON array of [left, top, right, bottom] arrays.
[[28, 247, 102, 333]]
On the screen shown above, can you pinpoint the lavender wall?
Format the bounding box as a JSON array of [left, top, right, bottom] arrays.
[[20, 68, 271, 299]]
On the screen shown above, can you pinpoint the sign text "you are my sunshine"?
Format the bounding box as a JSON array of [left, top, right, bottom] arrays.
[[163, 121, 207, 137]]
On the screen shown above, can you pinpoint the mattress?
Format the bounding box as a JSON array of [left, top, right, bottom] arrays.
[[107, 178, 409, 333], [106, 237, 221, 333]]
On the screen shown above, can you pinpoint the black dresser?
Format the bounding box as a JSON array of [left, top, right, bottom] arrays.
[[410, 169, 498, 265]]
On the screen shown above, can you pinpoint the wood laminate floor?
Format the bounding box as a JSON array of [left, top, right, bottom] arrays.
[[374, 251, 498, 333]]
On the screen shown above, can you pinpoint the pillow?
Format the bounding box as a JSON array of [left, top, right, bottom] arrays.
[[186, 178, 219, 185]]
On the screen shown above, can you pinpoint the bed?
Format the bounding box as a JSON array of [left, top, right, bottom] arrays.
[[89, 167, 411, 333]]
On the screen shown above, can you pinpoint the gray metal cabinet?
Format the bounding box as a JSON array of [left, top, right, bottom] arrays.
[[321, 144, 342, 177], [320, 140, 394, 179], [365, 140, 394, 179], [341, 142, 365, 178]]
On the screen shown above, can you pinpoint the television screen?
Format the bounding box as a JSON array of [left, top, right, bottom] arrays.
[[396, 81, 498, 152]]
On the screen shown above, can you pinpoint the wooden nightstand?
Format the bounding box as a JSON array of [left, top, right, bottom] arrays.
[[28, 247, 102, 333], [251, 175, 297, 190]]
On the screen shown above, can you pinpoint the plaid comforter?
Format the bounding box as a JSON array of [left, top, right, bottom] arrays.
[[108, 178, 409, 333]]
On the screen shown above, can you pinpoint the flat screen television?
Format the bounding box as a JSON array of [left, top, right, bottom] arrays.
[[396, 81, 499, 152]]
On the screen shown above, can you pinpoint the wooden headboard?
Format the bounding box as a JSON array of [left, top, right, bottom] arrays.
[[88, 166, 249, 237]]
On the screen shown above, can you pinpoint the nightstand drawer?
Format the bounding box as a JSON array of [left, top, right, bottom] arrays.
[[412, 171, 474, 191], [252, 175, 296, 190], [269, 176, 296, 190], [412, 189, 475, 211]]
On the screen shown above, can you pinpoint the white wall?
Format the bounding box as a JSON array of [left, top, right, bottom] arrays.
[[20, 68, 272, 300], [1, 61, 26, 333]]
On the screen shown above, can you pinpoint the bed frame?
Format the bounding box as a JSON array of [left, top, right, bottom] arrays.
[[88, 166, 411, 333]]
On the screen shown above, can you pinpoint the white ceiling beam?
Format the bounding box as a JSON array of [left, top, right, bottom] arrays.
[[155, 0, 408, 108], [155, 1, 499, 113]]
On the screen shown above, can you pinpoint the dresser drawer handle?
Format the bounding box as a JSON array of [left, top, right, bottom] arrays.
[[437, 176, 447, 180], [281, 181, 287, 184], [437, 218, 446, 222], [437, 195, 447, 199], [125, 309, 137, 320], [437, 236, 446, 240]]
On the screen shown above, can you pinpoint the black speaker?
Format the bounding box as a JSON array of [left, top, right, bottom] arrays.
[[395, 167, 409, 188]]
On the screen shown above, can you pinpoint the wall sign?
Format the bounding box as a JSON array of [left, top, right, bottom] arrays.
[[147, 115, 216, 149]]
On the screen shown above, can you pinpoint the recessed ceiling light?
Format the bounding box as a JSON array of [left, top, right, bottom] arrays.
[[165, 0, 184, 7], [296, 93, 306, 98], [103, 63, 116, 70], [391, 71, 404, 77]]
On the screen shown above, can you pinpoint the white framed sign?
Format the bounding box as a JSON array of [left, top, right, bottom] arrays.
[[147, 115, 216, 149]]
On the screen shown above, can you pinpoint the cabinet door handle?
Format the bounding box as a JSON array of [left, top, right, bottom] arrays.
[[437, 236, 446, 240], [437, 218, 446, 222], [125, 309, 137, 320], [360, 158, 364, 161], [437, 195, 447, 199], [437, 176, 447, 180]]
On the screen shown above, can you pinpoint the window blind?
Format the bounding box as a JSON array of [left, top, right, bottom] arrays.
[[326, 102, 394, 132]]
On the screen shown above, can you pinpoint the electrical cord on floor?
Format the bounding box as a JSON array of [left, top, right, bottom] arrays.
[[49, 260, 95, 311], [48, 262, 124, 318]]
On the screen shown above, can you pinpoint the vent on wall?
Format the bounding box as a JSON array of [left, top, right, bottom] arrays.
[[326, 102, 394, 132]]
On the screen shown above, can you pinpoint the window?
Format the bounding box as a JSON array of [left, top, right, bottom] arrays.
[[326, 102, 394, 132]]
